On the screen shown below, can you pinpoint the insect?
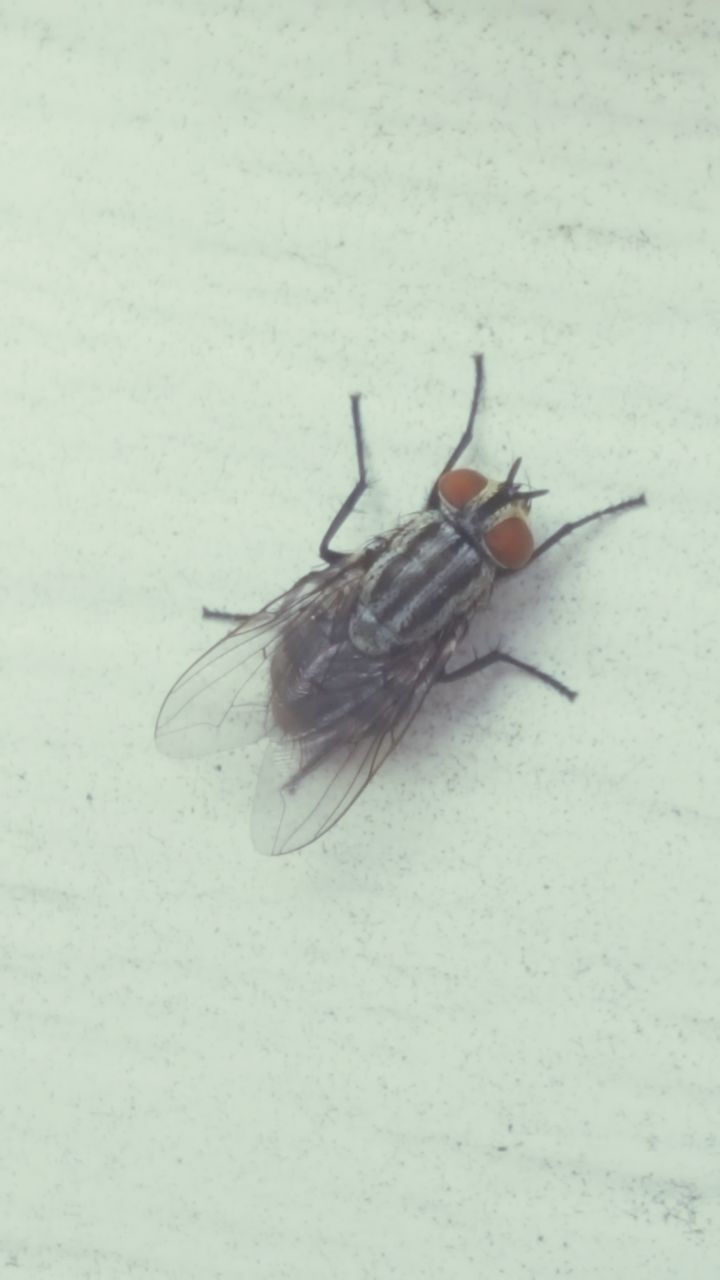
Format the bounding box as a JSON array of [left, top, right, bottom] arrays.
[[155, 356, 645, 855]]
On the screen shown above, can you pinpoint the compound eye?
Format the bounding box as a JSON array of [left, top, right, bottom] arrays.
[[437, 468, 488, 508], [484, 515, 534, 570]]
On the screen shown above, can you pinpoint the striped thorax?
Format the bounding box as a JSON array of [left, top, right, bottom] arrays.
[[350, 465, 537, 655]]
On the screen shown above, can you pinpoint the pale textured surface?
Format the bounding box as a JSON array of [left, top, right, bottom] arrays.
[[2, 2, 719, 1276]]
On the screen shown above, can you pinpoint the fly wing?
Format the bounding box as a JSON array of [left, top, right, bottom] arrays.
[[155, 568, 348, 758], [250, 631, 458, 856], [155, 610, 281, 756], [157, 544, 460, 854]]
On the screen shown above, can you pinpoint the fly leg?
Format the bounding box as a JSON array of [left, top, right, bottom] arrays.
[[427, 353, 485, 508], [319, 394, 369, 565], [437, 648, 577, 700], [529, 494, 646, 562], [202, 607, 252, 624]]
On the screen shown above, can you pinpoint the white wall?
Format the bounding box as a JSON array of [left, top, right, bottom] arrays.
[[2, 2, 718, 1276]]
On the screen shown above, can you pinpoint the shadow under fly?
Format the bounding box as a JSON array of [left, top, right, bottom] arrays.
[[156, 356, 645, 855]]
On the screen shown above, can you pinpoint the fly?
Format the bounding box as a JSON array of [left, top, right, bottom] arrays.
[[155, 356, 646, 855]]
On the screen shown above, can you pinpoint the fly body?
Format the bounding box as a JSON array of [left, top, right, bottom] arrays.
[[155, 356, 646, 855]]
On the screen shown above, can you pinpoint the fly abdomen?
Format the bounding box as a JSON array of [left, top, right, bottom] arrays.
[[270, 603, 388, 739], [350, 512, 495, 654]]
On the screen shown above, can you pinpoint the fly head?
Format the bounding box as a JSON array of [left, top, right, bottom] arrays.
[[436, 459, 548, 571]]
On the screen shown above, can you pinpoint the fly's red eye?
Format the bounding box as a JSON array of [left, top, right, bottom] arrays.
[[484, 516, 534, 569], [437, 468, 488, 508]]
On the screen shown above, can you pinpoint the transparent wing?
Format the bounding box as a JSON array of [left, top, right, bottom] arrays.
[[250, 634, 457, 856], [155, 611, 280, 757], [155, 569, 345, 758], [156, 549, 460, 855]]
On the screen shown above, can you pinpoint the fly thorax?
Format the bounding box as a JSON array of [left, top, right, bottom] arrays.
[[350, 511, 495, 654]]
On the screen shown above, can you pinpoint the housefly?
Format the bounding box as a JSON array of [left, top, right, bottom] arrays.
[[155, 356, 645, 855]]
